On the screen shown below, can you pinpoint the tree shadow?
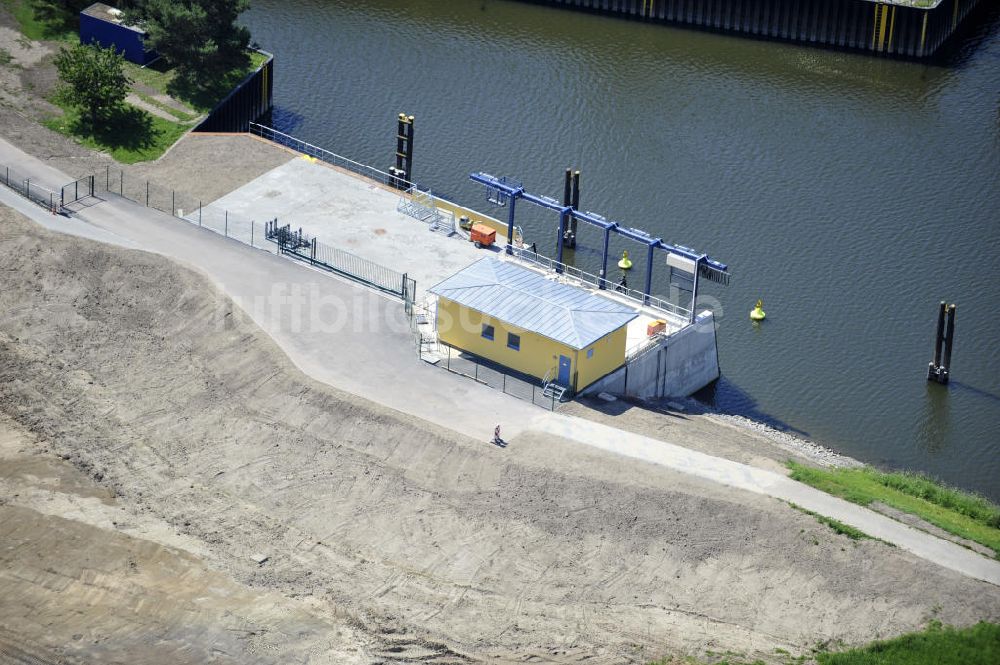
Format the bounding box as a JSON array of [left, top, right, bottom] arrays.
[[69, 105, 157, 151], [165, 52, 253, 112], [24, 0, 84, 40]]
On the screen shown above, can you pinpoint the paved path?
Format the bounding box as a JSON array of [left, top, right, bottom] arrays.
[[1, 136, 998, 587], [538, 415, 1000, 586]]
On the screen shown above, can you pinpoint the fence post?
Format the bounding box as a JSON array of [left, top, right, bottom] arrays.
[[105, 165, 109, 191], [198, 201, 202, 226], [146, 181, 149, 207], [172, 190, 175, 217], [89, 175, 94, 197], [120, 171, 123, 196], [75, 179, 79, 201]]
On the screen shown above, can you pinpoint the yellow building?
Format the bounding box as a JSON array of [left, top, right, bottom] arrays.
[[429, 258, 638, 393]]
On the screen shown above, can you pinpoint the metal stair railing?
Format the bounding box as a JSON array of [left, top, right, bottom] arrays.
[[398, 187, 443, 224], [541, 367, 569, 402]]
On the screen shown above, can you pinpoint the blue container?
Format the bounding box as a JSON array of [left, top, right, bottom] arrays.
[[79, 3, 157, 65]]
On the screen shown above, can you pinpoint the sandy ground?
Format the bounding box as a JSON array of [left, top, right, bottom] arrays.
[[0, 416, 371, 665], [1, 204, 997, 664]]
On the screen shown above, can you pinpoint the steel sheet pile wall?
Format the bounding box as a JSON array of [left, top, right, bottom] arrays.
[[520, 0, 981, 57], [196, 52, 274, 133]]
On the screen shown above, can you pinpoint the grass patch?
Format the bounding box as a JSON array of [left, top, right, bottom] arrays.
[[648, 623, 999, 665], [133, 91, 197, 123], [816, 621, 1000, 665], [787, 462, 1000, 558], [124, 49, 268, 113], [3, 0, 77, 42], [788, 503, 873, 541], [44, 101, 188, 163]]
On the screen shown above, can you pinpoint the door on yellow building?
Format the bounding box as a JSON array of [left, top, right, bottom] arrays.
[[558, 355, 571, 386]]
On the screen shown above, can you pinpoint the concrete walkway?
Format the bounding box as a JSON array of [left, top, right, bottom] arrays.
[[1, 136, 998, 588]]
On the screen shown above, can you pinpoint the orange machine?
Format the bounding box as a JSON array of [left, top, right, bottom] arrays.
[[646, 319, 667, 336], [470, 223, 496, 249]]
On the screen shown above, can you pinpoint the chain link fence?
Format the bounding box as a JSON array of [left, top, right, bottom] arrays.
[[437, 343, 559, 411], [94, 166, 276, 253]]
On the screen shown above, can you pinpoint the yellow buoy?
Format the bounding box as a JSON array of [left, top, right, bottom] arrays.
[[618, 250, 633, 270], [750, 299, 766, 321]]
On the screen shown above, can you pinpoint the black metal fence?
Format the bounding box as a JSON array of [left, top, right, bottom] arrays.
[[264, 221, 417, 303], [97, 166, 203, 217], [436, 343, 559, 411], [61, 175, 95, 207], [0, 164, 62, 211]]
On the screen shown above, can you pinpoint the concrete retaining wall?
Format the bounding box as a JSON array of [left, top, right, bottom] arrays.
[[582, 311, 719, 399]]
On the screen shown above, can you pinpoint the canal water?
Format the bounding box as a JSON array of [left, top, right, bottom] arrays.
[[241, 0, 1000, 501]]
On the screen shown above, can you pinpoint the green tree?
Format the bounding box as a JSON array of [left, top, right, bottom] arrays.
[[123, 0, 250, 76], [54, 42, 133, 128]]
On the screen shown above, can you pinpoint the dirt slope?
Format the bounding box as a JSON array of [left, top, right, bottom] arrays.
[[1, 204, 997, 664]]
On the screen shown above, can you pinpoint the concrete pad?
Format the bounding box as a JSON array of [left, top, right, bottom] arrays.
[[205, 158, 490, 297]]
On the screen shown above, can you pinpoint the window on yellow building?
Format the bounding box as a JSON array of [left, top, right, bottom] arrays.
[[482, 324, 495, 341], [587, 348, 594, 359], [507, 333, 520, 351]]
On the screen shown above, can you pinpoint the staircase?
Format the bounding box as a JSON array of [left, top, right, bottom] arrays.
[[542, 382, 568, 402], [540, 368, 569, 402]]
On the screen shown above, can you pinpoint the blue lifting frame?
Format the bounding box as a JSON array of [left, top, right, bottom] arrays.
[[470, 171, 729, 322]]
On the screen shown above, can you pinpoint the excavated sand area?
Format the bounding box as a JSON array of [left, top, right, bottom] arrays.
[[1, 204, 998, 664]]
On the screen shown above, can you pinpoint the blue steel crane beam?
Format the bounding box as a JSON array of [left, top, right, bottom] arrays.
[[470, 171, 729, 318]]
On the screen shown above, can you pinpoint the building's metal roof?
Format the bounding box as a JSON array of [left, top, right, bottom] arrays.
[[429, 258, 638, 350], [82, 3, 145, 33]]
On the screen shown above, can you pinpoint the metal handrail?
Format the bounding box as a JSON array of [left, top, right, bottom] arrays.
[[508, 246, 691, 323], [249, 123, 418, 191]]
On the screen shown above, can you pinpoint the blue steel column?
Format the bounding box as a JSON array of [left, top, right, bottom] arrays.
[[599, 225, 611, 289], [643, 241, 655, 305], [505, 197, 517, 255], [689, 256, 704, 324], [556, 208, 570, 271]]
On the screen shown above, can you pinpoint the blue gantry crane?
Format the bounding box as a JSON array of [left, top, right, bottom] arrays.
[[470, 171, 729, 322]]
